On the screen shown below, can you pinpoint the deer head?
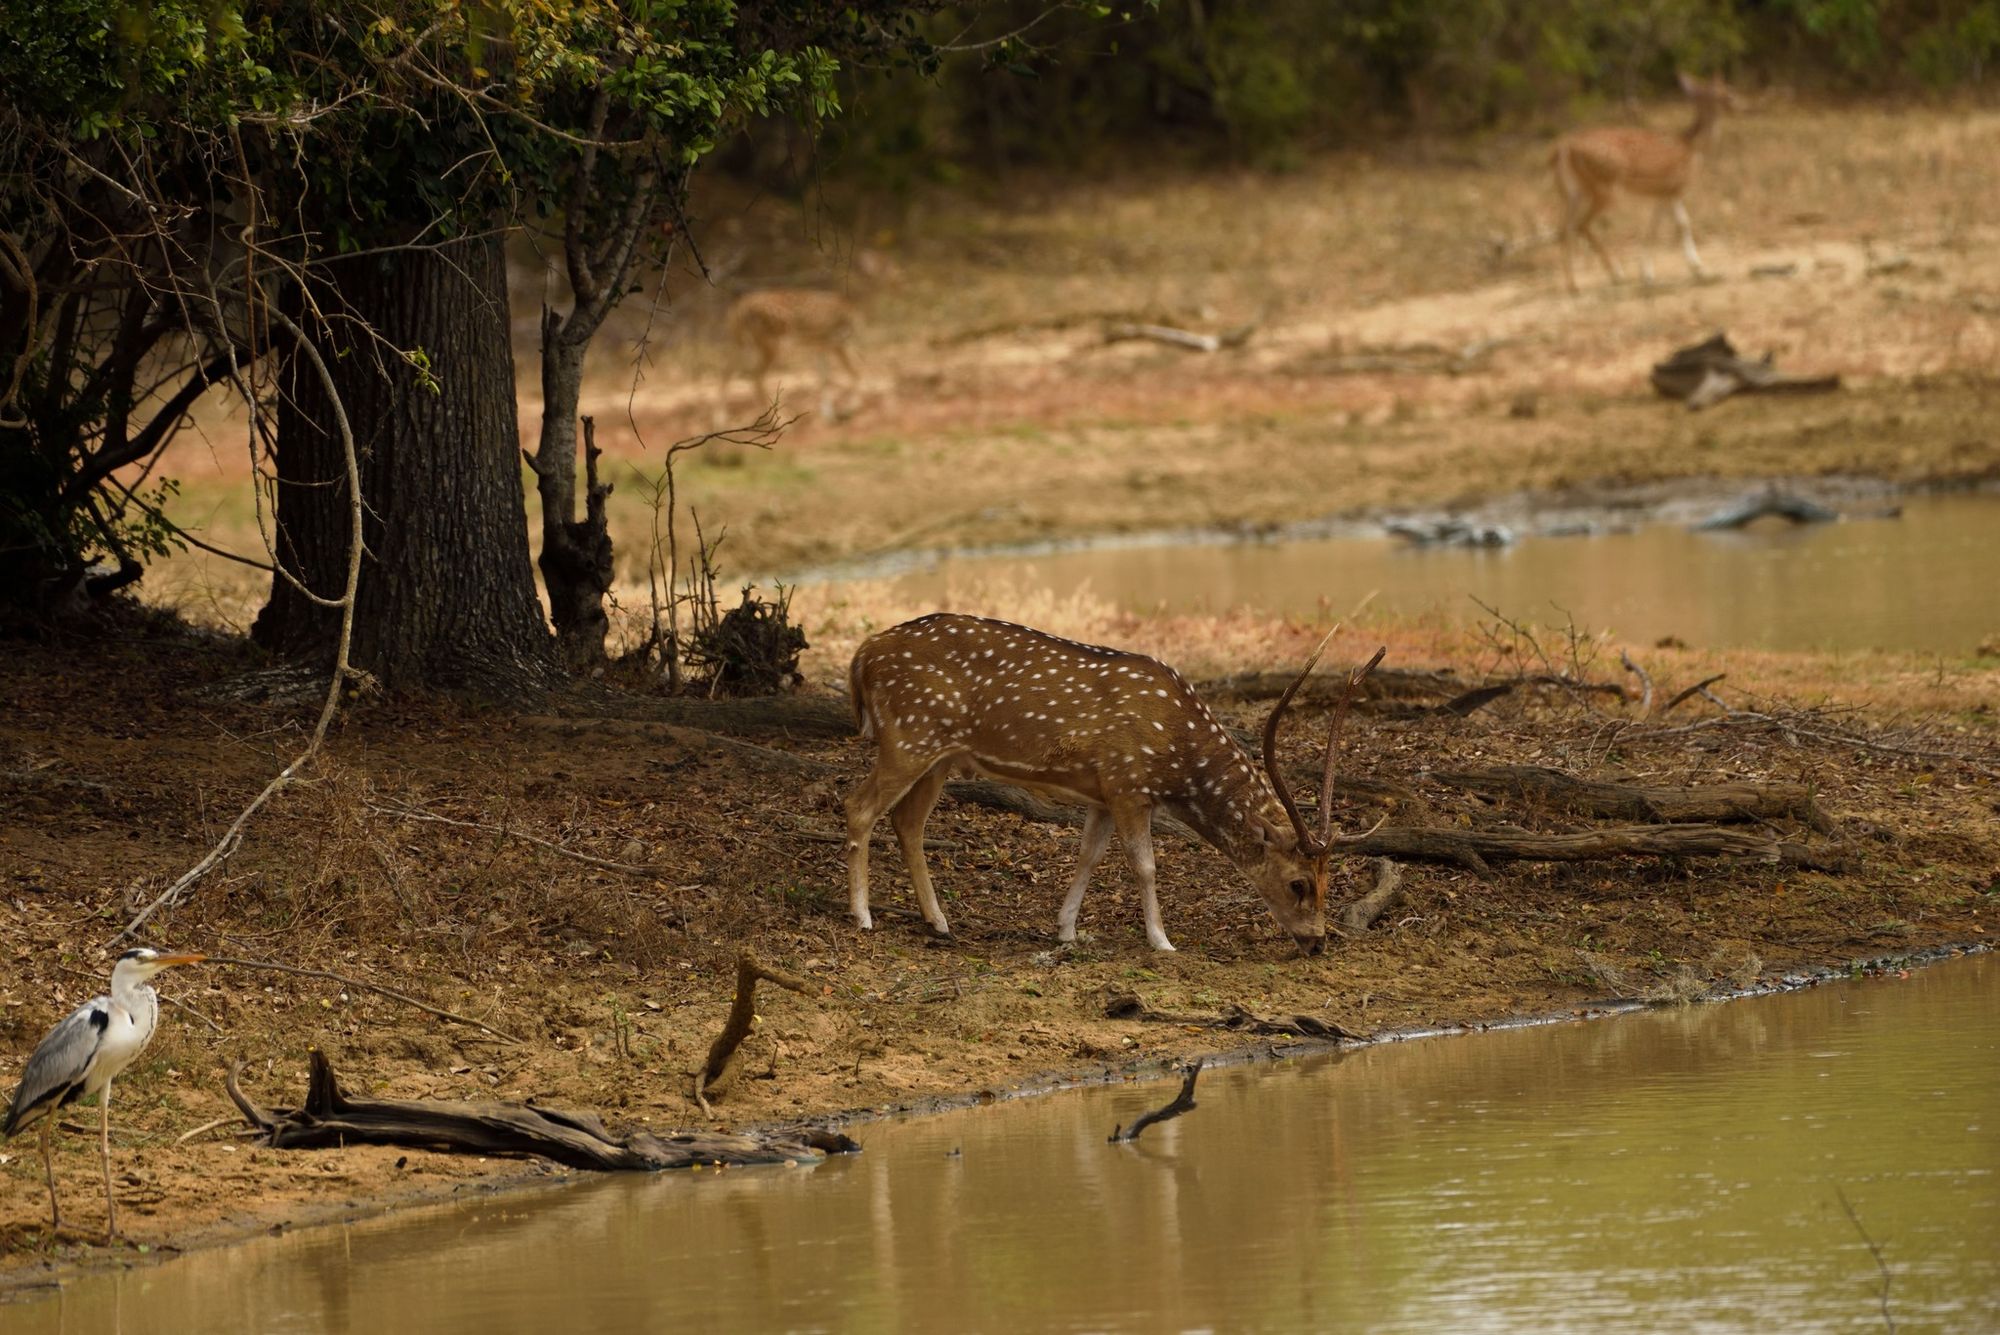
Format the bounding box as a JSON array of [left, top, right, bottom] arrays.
[[1244, 638, 1387, 953]]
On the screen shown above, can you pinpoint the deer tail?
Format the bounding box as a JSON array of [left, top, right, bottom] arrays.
[[849, 652, 874, 741]]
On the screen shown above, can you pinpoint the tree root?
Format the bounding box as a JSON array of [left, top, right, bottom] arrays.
[[1340, 859, 1407, 935]]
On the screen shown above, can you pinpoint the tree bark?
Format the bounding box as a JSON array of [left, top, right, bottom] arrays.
[[254, 234, 555, 693]]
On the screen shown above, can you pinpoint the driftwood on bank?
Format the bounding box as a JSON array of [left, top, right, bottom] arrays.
[[1110, 1062, 1203, 1143], [1427, 765, 1832, 832], [1692, 490, 1841, 531], [1105, 993, 1364, 1040], [1103, 321, 1257, 353], [1340, 859, 1408, 935], [227, 1050, 855, 1171], [1345, 822, 1847, 875], [695, 951, 817, 1115], [1650, 333, 1842, 410]]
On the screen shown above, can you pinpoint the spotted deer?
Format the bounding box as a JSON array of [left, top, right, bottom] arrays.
[[844, 614, 1383, 953], [720, 289, 858, 421], [1552, 73, 1742, 293], [716, 252, 895, 423]]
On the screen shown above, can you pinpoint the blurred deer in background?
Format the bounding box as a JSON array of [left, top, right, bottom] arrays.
[[1552, 73, 1743, 293], [716, 250, 896, 423], [844, 613, 1383, 953]]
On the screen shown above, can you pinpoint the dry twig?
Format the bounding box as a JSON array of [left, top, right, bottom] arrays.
[[202, 954, 521, 1045], [365, 801, 663, 875], [693, 951, 816, 1115]]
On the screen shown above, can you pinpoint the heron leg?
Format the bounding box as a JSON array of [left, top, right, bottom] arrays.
[[39, 1117, 60, 1239], [100, 1078, 117, 1242]]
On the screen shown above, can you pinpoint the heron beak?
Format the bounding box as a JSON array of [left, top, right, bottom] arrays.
[[155, 953, 207, 967]]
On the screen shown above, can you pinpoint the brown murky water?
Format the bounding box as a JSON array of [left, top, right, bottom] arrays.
[[870, 494, 1999, 655], [14, 952, 1998, 1332]]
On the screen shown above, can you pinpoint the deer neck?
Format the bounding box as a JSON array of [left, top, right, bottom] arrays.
[[1165, 766, 1297, 871], [1680, 99, 1721, 151]]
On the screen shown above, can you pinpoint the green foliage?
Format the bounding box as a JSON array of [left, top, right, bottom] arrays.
[[827, 0, 1998, 176], [0, 0, 948, 620]]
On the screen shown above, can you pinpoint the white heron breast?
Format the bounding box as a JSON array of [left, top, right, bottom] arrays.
[[82, 991, 159, 1097]]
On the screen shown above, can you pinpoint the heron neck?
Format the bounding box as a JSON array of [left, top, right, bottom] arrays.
[[109, 966, 155, 1012]]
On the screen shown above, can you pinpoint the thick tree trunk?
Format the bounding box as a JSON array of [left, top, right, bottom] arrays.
[[254, 234, 555, 693]]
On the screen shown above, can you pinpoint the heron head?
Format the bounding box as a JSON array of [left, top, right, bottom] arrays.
[[114, 947, 207, 981]]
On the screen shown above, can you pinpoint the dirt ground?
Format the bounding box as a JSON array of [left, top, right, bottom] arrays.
[[5, 98, 2000, 1289]]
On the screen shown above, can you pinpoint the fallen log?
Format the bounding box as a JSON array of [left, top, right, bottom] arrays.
[[1693, 490, 1840, 531], [1105, 993, 1364, 1040], [1198, 667, 1468, 706], [1650, 332, 1841, 410], [1344, 822, 1848, 875], [1111, 1062, 1202, 1144], [515, 715, 828, 777], [227, 1051, 855, 1171], [1103, 321, 1257, 353], [1426, 765, 1832, 832], [1198, 669, 1621, 717]]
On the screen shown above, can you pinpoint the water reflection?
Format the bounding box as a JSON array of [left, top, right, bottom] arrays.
[[14, 954, 1998, 1333], [864, 494, 2000, 655]]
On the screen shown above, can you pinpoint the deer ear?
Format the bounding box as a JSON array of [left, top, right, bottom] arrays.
[[1251, 813, 1295, 851]]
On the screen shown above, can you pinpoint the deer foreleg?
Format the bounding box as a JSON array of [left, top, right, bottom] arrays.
[[891, 763, 953, 936], [1057, 807, 1115, 943], [1111, 802, 1173, 952]]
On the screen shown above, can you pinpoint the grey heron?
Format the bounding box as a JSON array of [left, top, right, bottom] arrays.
[[3, 947, 205, 1241]]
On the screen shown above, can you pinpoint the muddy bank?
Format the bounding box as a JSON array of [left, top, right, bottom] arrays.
[[11, 102, 2000, 1290], [3, 613, 1994, 1291]]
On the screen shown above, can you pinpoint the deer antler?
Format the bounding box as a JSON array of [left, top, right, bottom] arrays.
[[1317, 646, 1387, 849], [1262, 626, 1339, 851]]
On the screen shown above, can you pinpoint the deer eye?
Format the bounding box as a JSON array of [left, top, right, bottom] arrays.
[[1288, 878, 1312, 902]]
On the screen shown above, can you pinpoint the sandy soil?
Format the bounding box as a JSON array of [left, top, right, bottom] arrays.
[[5, 99, 1999, 1289]]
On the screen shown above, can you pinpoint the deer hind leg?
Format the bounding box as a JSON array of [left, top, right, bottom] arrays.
[[844, 749, 937, 930], [1109, 798, 1173, 953], [1671, 199, 1706, 278], [755, 341, 781, 412], [889, 761, 954, 936], [1555, 164, 1584, 294], [1057, 806, 1115, 944], [1576, 197, 1622, 286]]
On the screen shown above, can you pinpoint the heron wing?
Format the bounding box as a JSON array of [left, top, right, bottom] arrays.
[[3, 996, 109, 1136]]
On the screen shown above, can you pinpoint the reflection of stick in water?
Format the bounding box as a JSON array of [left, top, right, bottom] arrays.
[[1110, 1061, 1202, 1144], [1835, 1186, 1897, 1334]]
